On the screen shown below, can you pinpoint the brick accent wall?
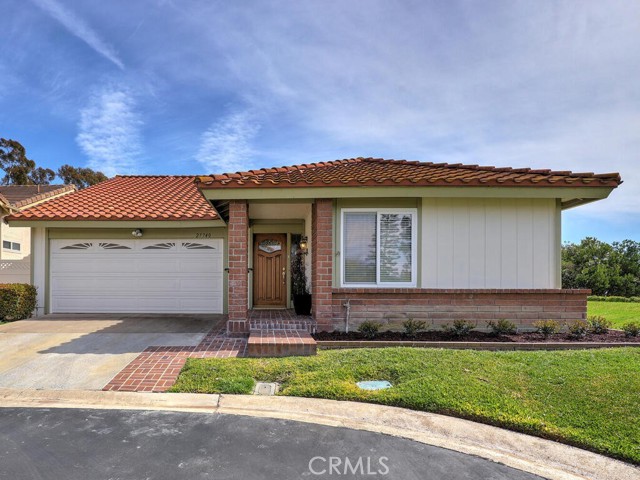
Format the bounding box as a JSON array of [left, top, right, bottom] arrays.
[[227, 200, 249, 334], [330, 289, 590, 332], [312, 199, 333, 331]]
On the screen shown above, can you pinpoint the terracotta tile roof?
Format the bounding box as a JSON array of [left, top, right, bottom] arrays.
[[8, 176, 218, 221], [0, 184, 76, 209], [196, 157, 622, 189]]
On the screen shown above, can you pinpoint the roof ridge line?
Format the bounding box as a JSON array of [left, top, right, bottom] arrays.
[[195, 157, 622, 188], [114, 174, 203, 178]]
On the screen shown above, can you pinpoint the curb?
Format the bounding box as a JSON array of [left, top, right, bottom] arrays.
[[0, 388, 637, 480], [0, 388, 219, 413]]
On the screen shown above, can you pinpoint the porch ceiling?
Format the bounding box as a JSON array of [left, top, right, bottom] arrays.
[[249, 203, 311, 220]]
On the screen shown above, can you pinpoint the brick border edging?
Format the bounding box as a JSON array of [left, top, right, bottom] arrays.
[[317, 341, 640, 351]]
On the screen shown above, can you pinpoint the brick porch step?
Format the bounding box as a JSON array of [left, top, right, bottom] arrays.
[[249, 319, 316, 333], [247, 329, 317, 357]]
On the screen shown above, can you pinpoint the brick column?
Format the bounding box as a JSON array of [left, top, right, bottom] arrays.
[[312, 198, 333, 331], [227, 200, 249, 335]]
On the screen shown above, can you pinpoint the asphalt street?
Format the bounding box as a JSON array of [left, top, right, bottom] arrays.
[[0, 408, 544, 480]]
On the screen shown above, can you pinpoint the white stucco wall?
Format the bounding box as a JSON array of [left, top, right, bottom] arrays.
[[0, 219, 31, 283], [31, 227, 47, 315], [421, 197, 560, 289], [0, 220, 31, 260]]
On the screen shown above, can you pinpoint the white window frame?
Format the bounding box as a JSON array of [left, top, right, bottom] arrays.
[[2, 240, 20, 252], [340, 208, 417, 288]]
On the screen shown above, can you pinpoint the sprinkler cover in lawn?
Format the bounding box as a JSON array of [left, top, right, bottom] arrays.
[[356, 380, 392, 390]]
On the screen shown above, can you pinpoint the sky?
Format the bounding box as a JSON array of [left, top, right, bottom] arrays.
[[1, 0, 638, 243]]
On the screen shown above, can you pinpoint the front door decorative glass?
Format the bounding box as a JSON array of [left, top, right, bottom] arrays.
[[258, 239, 282, 254]]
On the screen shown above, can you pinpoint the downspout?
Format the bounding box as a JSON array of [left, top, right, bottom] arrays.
[[343, 299, 351, 333]]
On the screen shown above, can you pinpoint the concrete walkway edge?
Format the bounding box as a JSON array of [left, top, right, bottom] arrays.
[[0, 388, 637, 480]]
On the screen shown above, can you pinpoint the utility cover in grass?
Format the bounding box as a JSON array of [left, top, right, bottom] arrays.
[[357, 380, 392, 390]]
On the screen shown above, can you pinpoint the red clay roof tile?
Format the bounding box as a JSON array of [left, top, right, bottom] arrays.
[[196, 157, 622, 189], [8, 176, 218, 222], [5, 158, 622, 222]]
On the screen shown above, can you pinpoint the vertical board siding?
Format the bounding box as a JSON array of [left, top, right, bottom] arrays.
[[532, 201, 552, 288], [484, 198, 502, 286], [516, 199, 534, 288], [422, 200, 439, 288], [421, 198, 558, 289], [452, 200, 470, 288], [500, 201, 518, 287], [468, 201, 486, 288], [436, 199, 454, 288]]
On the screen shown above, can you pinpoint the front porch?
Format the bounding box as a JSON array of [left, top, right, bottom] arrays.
[[249, 308, 315, 332], [225, 199, 333, 336], [247, 309, 317, 357]]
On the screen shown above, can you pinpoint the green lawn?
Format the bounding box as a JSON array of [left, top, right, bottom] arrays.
[[172, 347, 640, 465], [588, 301, 640, 328]]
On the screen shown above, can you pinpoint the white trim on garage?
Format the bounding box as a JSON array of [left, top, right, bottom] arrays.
[[49, 238, 223, 314]]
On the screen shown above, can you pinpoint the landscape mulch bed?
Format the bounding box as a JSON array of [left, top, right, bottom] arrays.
[[312, 330, 640, 343]]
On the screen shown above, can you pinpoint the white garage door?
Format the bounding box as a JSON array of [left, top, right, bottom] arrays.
[[50, 239, 223, 313]]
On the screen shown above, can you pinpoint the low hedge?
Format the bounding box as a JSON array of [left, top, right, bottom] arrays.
[[0, 284, 37, 321], [588, 295, 640, 303]]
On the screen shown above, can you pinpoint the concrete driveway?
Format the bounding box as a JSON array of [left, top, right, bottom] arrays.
[[0, 314, 224, 390]]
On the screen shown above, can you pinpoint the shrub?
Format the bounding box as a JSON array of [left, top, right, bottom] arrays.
[[402, 319, 427, 338], [622, 322, 640, 338], [358, 320, 382, 339], [487, 319, 517, 336], [443, 319, 475, 337], [0, 284, 37, 321], [587, 316, 612, 334], [533, 319, 560, 338], [587, 295, 640, 303], [566, 320, 589, 338]]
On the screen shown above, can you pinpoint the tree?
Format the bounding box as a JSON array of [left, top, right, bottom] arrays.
[[0, 138, 38, 185], [562, 237, 640, 296], [0, 138, 108, 188], [30, 167, 57, 185], [57, 164, 108, 189]]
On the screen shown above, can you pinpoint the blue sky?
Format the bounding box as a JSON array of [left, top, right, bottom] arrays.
[[1, 0, 638, 243]]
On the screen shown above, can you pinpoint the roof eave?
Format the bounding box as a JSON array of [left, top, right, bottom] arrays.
[[561, 197, 607, 210], [5, 218, 226, 229], [198, 184, 619, 201]]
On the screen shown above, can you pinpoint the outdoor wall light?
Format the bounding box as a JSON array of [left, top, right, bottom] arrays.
[[132, 229, 143, 237], [299, 235, 309, 254]]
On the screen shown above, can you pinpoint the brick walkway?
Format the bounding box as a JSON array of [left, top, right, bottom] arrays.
[[103, 328, 247, 393]]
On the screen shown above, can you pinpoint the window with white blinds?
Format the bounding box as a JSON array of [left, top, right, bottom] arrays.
[[342, 209, 417, 287]]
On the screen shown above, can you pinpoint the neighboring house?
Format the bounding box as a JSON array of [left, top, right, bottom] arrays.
[[6, 158, 621, 331], [0, 185, 75, 283]]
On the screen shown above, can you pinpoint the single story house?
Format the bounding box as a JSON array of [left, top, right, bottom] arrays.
[[0, 185, 75, 283], [6, 158, 621, 332]]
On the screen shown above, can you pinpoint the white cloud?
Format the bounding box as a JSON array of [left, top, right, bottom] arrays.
[[196, 110, 260, 173], [7, 0, 640, 226], [175, 0, 639, 216], [76, 87, 143, 176], [30, 0, 124, 69]]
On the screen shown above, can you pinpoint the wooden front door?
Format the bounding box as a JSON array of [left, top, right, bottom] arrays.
[[253, 234, 287, 308]]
